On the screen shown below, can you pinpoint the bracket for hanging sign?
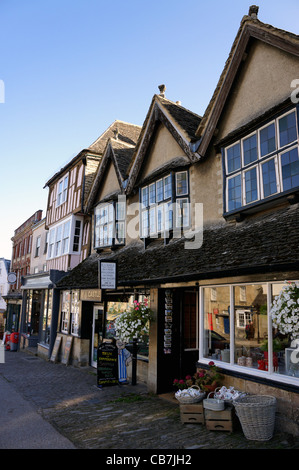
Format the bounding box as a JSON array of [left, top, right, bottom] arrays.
[[99, 260, 117, 290]]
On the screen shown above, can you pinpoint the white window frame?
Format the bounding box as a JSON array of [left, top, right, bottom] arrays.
[[47, 216, 82, 260], [56, 174, 69, 207], [198, 281, 299, 388], [225, 108, 299, 213]]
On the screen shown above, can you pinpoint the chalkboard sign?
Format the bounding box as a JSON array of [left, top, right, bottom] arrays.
[[50, 336, 62, 363], [97, 341, 118, 387], [62, 336, 73, 365]]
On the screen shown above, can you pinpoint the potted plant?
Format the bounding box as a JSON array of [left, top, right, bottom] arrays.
[[270, 282, 299, 340], [193, 361, 224, 393]]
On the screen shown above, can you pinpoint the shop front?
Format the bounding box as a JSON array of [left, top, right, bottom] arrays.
[[20, 270, 67, 358]]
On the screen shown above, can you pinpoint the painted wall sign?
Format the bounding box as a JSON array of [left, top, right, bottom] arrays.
[[80, 289, 102, 302]]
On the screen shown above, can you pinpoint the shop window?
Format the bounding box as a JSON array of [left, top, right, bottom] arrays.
[[224, 108, 299, 214], [61, 290, 71, 333], [41, 289, 52, 345], [70, 290, 80, 336], [140, 170, 189, 239], [200, 281, 299, 383], [203, 286, 230, 361]]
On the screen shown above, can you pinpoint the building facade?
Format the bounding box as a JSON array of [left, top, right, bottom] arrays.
[[54, 7, 299, 435]]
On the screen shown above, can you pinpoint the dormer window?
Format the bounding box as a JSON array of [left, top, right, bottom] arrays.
[[224, 108, 299, 214], [140, 170, 190, 239], [94, 200, 126, 249], [56, 175, 68, 207]]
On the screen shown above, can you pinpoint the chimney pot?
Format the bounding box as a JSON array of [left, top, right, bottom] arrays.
[[249, 5, 259, 18]]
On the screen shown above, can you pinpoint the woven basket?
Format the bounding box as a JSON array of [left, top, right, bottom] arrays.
[[233, 395, 276, 441], [175, 385, 205, 404]]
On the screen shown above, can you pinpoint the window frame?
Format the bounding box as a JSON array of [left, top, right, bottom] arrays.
[[199, 281, 299, 388], [56, 174, 69, 208], [47, 216, 83, 260], [224, 107, 299, 214], [94, 200, 126, 249], [140, 170, 190, 239]]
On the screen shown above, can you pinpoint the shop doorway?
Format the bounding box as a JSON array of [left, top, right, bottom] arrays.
[[157, 288, 198, 393], [91, 305, 104, 368]]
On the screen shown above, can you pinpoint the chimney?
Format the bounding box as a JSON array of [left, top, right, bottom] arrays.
[[158, 84, 166, 97], [248, 5, 259, 19], [114, 128, 119, 140]]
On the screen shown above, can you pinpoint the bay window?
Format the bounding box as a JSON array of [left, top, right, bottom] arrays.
[[200, 281, 299, 383], [47, 216, 82, 260], [224, 108, 299, 213], [140, 170, 189, 238]]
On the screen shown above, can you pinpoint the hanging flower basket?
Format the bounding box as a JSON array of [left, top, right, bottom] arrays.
[[270, 282, 299, 339]]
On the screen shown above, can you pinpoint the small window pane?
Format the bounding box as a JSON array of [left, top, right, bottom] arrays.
[[243, 134, 257, 165], [156, 180, 163, 202], [149, 207, 156, 234], [141, 187, 149, 207], [176, 172, 188, 196], [164, 175, 172, 199], [149, 183, 156, 205], [244, 167, 258, 204], [260, 123, 276, 157], [281, 147, 299, 191], [176, 198, 189, 228], [227, 174, 242, 211], [226, 143, 241, 173], [261, 158, 277, 197], [279, 112, 297, 147]]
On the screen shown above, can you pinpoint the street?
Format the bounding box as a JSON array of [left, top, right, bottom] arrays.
[[1, 347, 299, 452]]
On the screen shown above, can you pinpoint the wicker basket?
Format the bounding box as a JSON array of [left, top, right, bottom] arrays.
[[175, 385, 205, 404], [233, 395, 276, 441]]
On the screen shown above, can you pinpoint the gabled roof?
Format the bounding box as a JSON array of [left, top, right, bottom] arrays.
[[125, 91, 202, 194], [195, 6, 299, 157], [44, 120, 141, 187], [85, 137, 136, 212]]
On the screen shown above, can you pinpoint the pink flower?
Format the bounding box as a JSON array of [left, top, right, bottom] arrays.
[[173, 379, 179, 384], [208, 361, 215, 366], [179, 379, 185, 384], [199, 372, 205, 378], [185, 375, 192, 380]]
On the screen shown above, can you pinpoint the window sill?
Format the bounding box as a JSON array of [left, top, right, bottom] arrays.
[[197, 359, 299, 394], [224, 189, 299, 221]]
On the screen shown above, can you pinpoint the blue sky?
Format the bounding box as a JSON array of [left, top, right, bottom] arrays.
[[0, 0, 298, 260]]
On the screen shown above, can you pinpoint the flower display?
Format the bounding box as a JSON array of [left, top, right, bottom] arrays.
[[193, 361, 224, 392], [270, 282, 299, 340], [114, 299, 153, 344], [173, 362, 223, 392]]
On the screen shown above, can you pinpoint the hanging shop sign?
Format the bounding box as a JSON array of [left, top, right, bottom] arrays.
[[97, 341, 119, 386], [99, 260, 117, 290]]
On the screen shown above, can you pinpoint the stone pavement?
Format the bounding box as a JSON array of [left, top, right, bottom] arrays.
[[1, 347, 299, 451]]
